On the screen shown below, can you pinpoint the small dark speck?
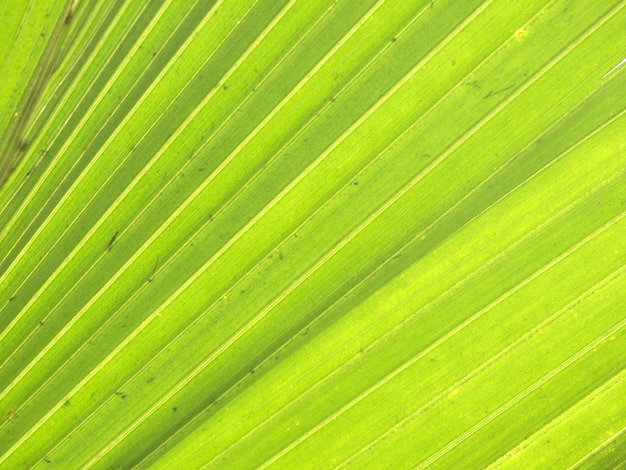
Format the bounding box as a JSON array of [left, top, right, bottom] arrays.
[[352, 181, 359, 186], [115, 391, 127, 399], [208, 214, 213, 222], [391, 37, 397, 42], [64, 399, 71, 406], [279, 251, 284, 260], [172, 406, 178, 412], [329, 97, 336, 102], [240, 290, 245, 295], [250, 369, 255, 374], [9, 296, 15, 301], [147, 377, 155, 383], [39, 321, 45, 326], [153, 52, 157, 57], [44, 457, 52, 464], [223, 84, 228, 90], [198, 168, 205, 172]]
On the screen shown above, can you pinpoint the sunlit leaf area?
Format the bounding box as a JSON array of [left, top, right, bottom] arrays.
[[1, 0, 625, 468]]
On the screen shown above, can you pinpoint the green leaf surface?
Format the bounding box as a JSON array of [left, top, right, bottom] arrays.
[[1, 0, 625, 468]]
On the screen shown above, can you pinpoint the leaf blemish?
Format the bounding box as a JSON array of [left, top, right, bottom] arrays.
[[148, 256, 159, 283], [483, 85, 514, 99], [65, 0, 77, 25], [107, 230, 119, 252]]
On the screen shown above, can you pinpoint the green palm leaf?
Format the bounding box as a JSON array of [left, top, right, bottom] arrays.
[[1, 0, 625, 468]]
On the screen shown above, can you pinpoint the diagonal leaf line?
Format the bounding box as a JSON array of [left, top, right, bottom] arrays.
[[0, 0, 227, 277], [0, 0, 238, 339], [0, 0, 299, 379], [0, 3, 318, 437], [0, 0, 347, 387], [0, 0, 169, 258], [0, 0, 469, 415], [0, 0, 47, 139], [568, 423, 626, 469], [0, 0, 390, 456], [0, 0, 506, 355], [0, 0, 324, 346], [116, 119, 626, 468], [202, 159, 626, 467], [255, 209, 626, 469], [50, 0, 617, 459], [3, 0, 620, 462], [0, 0, 165, 326], [0, 0, 104, 205], [0, 0, 63, 179], [414, 320, 626, 469], [233, 72, 626, 451], [0, 0, 219, 281], [486, 366, 626, 469], [0, 0, 400, 438], [58, 0, 488, 462], [25, 0, 508, 462], [13, 0, 116, 176], [23, 0, 124, 137], [25, 0, 111, 110], [340, 266, 626, 468], [74, 3, 549, 463], [0, 0, 37, 87], [0, 1, 161, 218], [1, 1, 624, 467], [0, 0, 72, 185], [0, 0, 348, 346], [0, 0, 608, 452]]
